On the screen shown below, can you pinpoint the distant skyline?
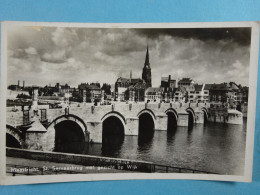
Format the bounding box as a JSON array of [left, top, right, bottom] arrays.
[[7, 26, 251, 87]]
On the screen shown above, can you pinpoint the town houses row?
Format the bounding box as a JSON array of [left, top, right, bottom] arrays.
[[8, 76, 248, 107], [114, 76, 248, 107]]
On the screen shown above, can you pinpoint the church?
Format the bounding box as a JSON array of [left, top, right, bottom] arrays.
[[115, 46, 152, 102]]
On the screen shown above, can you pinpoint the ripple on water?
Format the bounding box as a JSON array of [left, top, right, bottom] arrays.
[[71, 119, 247, 175]]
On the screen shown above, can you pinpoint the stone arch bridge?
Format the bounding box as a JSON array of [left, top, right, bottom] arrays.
[[6, 102, 241, 151]]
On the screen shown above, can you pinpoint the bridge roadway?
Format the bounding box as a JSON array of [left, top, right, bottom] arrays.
[[6, 102, 242, 152]]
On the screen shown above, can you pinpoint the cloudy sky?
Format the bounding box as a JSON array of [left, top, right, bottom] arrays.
[[7, 25, 251, 87]]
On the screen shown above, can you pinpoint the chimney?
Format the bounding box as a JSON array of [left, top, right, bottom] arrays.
[[18, 80, 20, 87], [168, 75, 171, 88], [23, 80, 25, 89]]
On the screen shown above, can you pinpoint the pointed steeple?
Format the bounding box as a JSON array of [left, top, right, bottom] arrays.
[[144, 44, 150, 67], [142, 44, 152, 88]]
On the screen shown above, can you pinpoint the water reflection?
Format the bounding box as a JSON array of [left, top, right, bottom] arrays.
[[101, 136, 124, 156], [60, 119, 247, 175], [102, 116, 124, 156], [138, 112, 155, 152], [166, 128, 177, 145]]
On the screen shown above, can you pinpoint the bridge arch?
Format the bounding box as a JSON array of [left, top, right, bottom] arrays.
[[201, 107, 208, 123], [137, 109, 155, 143], [48, 114, 88, 136], [137, 109, 156, 125], [47, 114, 89, 153], [101, 111, 126, 126], [186, 107, 195, 127], [165, 108, 178, 120], [101, 111, 126, 154], [6, 124, 23, 148], [165, 108, 178, 131]]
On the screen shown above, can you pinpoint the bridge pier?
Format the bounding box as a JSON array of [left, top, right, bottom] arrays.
[[177, 113, 189, 126], [125, 117, 139, 135], [155, 114, 168, 131], [87, 122, 102, 143], [194, 111, 204, 124], [43, 125, 55, 151]]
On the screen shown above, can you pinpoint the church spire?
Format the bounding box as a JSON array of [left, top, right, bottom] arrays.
[[142, 44, 152, 88], [144, 44, 150, 67]]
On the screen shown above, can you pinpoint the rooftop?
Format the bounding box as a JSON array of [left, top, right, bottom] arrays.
[[194, 84, 203, 91], [78, 83, 100, 90], [116, 77, 130, 83], [27, 120, 47, 132], [204, 84, 212, 90], [178, 78, 194, 84], [145, 87, 164, 94], [116, 77, 143, 85]]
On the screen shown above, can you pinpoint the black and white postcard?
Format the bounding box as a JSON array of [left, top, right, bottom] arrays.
[[0, 21, 259, 185]]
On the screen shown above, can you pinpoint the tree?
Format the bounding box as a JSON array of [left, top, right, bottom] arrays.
[[90, 82, 101, 88], [38, 89, 43, 96], [101, 83, 111, 95], [124, 89, 129, 101], [43, 86, 54, 96], [69, 92, 83, 102], [16, 93, 31, 99], [29, 88, 33, 96], [86, 90, 92, 102]]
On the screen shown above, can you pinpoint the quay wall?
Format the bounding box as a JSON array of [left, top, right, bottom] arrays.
[[6, 147, 154, 172]]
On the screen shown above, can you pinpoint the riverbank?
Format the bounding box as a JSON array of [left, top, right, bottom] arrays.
[[6, 147, 155, 174], [6, 147, 218, 175]]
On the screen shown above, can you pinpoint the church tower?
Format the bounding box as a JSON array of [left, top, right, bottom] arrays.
[[142, 45, 152, 88]]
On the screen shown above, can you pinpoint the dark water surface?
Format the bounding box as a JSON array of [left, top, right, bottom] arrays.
[[59, 119, 247, 175]]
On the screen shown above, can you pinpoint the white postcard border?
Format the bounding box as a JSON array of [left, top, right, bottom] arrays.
[[0, 21, 259, 185]]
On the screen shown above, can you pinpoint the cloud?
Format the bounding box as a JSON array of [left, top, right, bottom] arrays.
[[134, 28, 251, 46], [9, 47, 38, 59], [226, 60, 249, 84], [7, 26, 251, 87], [25, 47, 38, 55], [40, 49, 69, 63], [100, 29, 146, 56], [51, 28, 79, 48], [10, 48, 27, 58]]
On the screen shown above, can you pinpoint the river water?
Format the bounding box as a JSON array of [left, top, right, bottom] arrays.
[[67, 119, 247, 175]]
